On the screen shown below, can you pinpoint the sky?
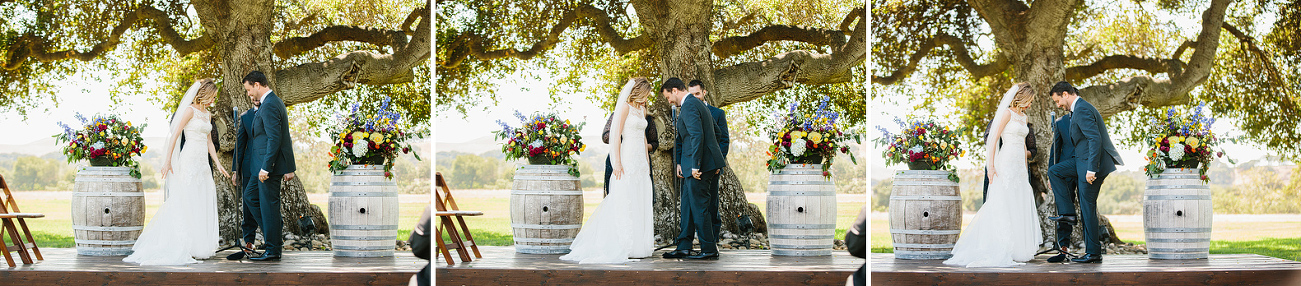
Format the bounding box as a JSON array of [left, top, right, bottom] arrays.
[[0, 73, 175, 145]]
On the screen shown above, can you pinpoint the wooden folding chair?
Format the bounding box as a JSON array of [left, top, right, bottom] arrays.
[[434, 172, 482, 265], [0, 174, 44, 267]]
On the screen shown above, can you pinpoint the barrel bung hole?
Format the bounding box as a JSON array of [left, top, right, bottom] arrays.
[[103, 208, 110, 214], [359, 208, 367, 214], [543, 206, 549, 212], [1176, 210, 1183, 217], [923, 211, 929, 218], [797, 207, 804, 213]]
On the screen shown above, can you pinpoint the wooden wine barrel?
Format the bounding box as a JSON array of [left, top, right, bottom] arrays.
[[329, 165, 400, 257], [71, 166, 145, 256], [766, 164, 837, 256], [889, 170, 962, 260], [510, 164, 583, 254], [1144, 168, 1212, 260]]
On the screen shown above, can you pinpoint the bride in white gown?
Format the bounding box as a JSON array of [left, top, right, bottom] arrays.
[[124, 79, 228, 265], [559, 78, 655, 264], [943, 82, 1043, 268]]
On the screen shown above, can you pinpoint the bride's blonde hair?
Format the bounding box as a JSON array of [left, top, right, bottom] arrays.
[[1010, 82, 1035, 109], [195, 78, 218, 102], [628, 77, 652, 104]]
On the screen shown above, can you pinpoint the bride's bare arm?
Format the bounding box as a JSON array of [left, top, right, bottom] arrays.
[[986, 109, 1010, 177], [207, 130, 229, 178], [161, 108, 194, 179], [610, 100, 629, 180]]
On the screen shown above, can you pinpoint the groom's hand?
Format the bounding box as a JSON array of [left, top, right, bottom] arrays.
[[231, 175, 239, 187], [283, 172, 295, 181], [691, 169, 701, 179], [259, 170, 269, 182], [1086, 171, 1097, 184], [676, 165, 683, 178]]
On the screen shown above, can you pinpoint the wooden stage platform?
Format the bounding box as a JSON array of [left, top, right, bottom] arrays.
[[0, 248, 425, 285], [873, 253, 1301, 285], [436, 246, 865, 285]]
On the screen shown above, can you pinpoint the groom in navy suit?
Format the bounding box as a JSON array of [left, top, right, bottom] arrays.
[[243, 71, 296, 261], [662, 77, 725, 260], [231, 95, 262, 258], [1047, 81, 1122, 263]]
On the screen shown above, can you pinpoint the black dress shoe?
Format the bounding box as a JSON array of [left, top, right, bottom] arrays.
[[662, 250, 691, 259], [1049, 215, 1078, 225], [1071, 254, 1102, 263], [686, 252, 719, 260], [250, 253, 282, 261], [1046, 253, 1068, 263]]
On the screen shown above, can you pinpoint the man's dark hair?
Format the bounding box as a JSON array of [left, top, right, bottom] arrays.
[[243, 71, 269, 87], [687, 79, 705, 90], [661, 77, 686, 93], [1050, 81, 1077, 96]]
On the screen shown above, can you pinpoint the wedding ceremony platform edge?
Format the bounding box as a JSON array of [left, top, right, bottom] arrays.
[[0, 248, 424, 285], [872, 253, 1301, 285], [436, 246, 863, 285]]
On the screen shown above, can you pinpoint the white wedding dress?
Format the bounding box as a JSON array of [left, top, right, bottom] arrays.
[[124, 106, 219, 265], [559, 105, 654, 264], [943, 110, 1042, 267]]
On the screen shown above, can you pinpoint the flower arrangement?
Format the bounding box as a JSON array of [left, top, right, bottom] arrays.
[[328, 97, 423, 179], [494, 111, 587, 177], [1142, 102, 1229, 182], [53, 113, 148, 178], [765, 96, 860, 178], [873, 117, 965, 175]]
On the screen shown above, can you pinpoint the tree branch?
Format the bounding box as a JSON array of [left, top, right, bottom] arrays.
[[1064, 55, 1183, 82], [711, 25, 847, 59], [713, 7, 866, 107], [272, 26, 410, 59], [968, 0, 1029, 49], [871, 32, 1010, 85], [274, 3, 431, 106], [439, 4, 650, 68], [1221, 22, 1290, 97], [1078, 0, 1231, 118], [4, 5, 212, 70]]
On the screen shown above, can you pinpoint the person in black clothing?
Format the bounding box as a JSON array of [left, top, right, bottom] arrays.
[[603, 113, 659, 197], [846, 206, 866, 286], [982, 120, 1037, 203]]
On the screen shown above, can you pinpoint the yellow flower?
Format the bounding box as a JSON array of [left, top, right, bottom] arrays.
[[370, 132, 384, 142], [142, 146, 148, 153], [352, 131, 366, 139], [791, 131, 805, 140], [808, 132, 823, 144], [1187, 137, 1200, 148], [1170, 136, 1183, 144], [580, 145, 586, 152]]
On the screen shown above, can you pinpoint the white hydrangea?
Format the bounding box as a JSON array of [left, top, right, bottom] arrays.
[[1168, 143, 1185, 162], [791, 138, 807, 157], [353, 139, 369, 157], [908, 145, 923, 153], [91, 141, 105, 150]]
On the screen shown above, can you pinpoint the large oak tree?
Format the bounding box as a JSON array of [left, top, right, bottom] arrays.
[[437, 0, 866, 243], [873, 0, 1299, 250], [1, 0, 431, 246]]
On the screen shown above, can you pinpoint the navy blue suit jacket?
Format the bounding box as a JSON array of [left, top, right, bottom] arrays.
[[674, 95, 725, 173], [251, 92, 296, 175], [1049, 113, 1075, 167], [1069, 99, 1123, 176], [705, 104, 730, 158], [232, 108, 259, 179]]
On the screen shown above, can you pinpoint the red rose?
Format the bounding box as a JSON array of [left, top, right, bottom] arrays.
[[1160, 146, 1169, 152], [1201, 175, 1208, 181]]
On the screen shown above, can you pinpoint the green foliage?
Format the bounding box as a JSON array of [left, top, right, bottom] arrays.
[[1212, 167, 1301, 214], [437, 0, 864, 133], [1098, 172, 1145, 215]]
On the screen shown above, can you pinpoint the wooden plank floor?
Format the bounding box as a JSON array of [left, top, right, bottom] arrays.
[[873, 253, 1301, 285], [0, 248, 426, 285], [437, 246, 865, 285]]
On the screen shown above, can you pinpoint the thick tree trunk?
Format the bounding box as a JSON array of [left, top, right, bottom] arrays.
[[636, 0, 766, 245], [202, 0, 329, 247]]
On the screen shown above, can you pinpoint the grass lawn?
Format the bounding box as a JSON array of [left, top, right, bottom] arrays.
[[870, 213, 1301, 261], [440, 189, 864, 247], [1, 191, 430, 248]]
